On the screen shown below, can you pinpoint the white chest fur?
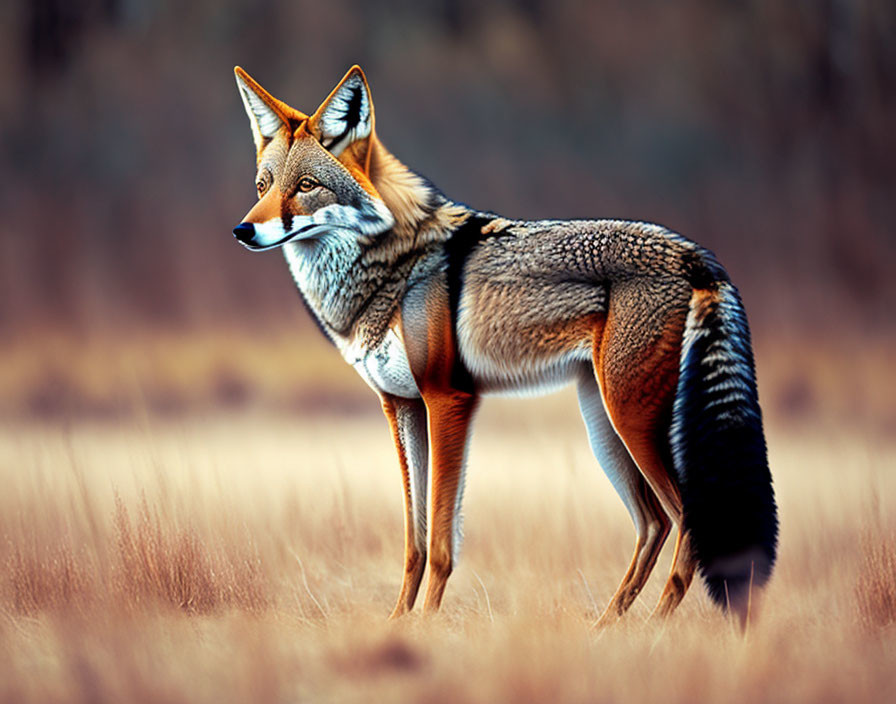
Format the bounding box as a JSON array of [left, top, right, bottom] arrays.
[[282, 241, 419, 398], [345, 328, 420, 399]]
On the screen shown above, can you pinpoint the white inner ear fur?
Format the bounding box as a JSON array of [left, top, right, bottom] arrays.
[[318, 74, 372, 157], [236, 76, 284, 144]]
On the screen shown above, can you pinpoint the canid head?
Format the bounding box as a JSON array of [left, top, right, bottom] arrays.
[[232, 66, 394, 250]]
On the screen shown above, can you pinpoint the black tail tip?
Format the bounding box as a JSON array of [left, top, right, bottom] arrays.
[[703, 546, 774, 625]]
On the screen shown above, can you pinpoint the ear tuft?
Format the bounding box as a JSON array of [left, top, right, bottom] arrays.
[[311, 66, 373, 157]]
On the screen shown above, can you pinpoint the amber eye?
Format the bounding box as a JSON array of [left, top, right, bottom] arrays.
[[255, 169, 272, 197], [297, 176, 319, 193]]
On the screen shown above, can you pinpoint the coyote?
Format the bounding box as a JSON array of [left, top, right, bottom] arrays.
[[232, 65, 778, 625]]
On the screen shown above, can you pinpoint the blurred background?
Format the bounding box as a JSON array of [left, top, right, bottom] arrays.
[[1, 0, 893, 431]]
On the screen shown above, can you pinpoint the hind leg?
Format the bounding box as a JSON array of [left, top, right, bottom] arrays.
[[576, 371, 671, 625], [651, 529, 698, 619], [596, 277, 698, 618]]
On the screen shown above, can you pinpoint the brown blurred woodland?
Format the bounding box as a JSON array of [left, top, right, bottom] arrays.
[[1, 0, 894, 420]]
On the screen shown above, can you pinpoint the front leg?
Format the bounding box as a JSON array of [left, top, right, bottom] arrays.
[[381, 394, 429, 618], [422, 390, 479, 613]]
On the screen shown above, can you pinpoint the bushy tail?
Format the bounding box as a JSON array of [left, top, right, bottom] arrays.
[[670, 279, 778, 620]]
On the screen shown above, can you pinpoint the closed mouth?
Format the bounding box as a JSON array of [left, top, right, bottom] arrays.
[[237, 223, 324, 251]]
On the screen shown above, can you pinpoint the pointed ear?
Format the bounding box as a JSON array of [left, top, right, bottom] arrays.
[[308, 65, 374, 161], [234, 67, 307, 150]]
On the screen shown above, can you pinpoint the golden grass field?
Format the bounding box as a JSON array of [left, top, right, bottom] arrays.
[[2, 388, 895, 704]]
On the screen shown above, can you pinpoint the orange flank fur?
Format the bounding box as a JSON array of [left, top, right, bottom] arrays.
[[597, 305, 684, 518], [594, 284, 701, 620]]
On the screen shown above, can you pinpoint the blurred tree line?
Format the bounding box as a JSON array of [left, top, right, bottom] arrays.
[[2, 0, 894, 337]]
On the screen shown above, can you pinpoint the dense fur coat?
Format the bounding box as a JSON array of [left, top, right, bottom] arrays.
[[233, 65, 778, 626]]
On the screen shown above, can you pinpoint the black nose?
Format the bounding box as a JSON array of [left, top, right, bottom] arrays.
[[233, 223, 256, 244]]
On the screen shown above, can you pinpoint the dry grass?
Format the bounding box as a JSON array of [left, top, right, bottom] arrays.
[[856, 529, 896, 631], [1, 396, 895, 703]]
